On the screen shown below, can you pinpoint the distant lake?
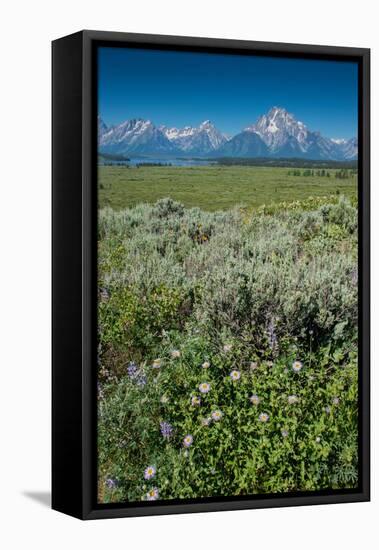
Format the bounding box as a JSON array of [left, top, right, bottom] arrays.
[[99, 156, 216, 167]]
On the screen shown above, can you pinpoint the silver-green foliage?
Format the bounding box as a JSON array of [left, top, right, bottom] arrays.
[[97, 196, 358, 502]]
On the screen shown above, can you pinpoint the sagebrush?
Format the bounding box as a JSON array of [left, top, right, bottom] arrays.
[[97, 196, 358, 502]]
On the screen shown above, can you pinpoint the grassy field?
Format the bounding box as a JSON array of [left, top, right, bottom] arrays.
[[98, 165, 357, 211]]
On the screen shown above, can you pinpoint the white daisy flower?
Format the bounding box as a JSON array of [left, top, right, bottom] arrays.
[[146, 487, 159, 501], [202, 361, 210, 369], [191, 396, 201, 407], [258, 412, 270, 423], [201, 417, 211, 426], [249, 394, 260, 406], [183, 434, 193, 448], [292, 360, 303, 373], [144, 465, 156, 480], [230, 370, 241, 381], [223, 344, 233, 352], [211, 410, 223, 421], [199, 382, 211, 394]]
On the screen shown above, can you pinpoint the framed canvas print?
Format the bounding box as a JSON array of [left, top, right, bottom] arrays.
[[52, 30, 370, 520]]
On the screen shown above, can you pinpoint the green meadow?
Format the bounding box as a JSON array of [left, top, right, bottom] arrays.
[[98, 165, 357, 211]]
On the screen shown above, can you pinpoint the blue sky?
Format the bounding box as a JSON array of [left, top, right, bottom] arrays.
[[98, 47, 358, 139]]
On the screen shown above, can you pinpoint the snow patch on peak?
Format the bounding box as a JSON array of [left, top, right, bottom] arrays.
[[161, 120, 227, 153], [331, 138, 347, 145]]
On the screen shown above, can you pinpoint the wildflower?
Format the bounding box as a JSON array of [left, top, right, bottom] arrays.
[[160, 395, 169, 404], [201, 417, 211, 426], [223, 343, 233, 353], [191, 396, 201, 407], [171, 349, 181, 358], [288, 395, 298, 405], [316, 436, 321, 443], [127, 362, 138, 379], [152, 358, 162, 369], [211, 410, 223, 421], [249, 394, 260, 406], [199, 382, 211, 394], [249, 361, 258, 371], [128, 362, 146, 386], [230, 370, 241, 381], [105, 478, 117, 489], [281, 429, 289, 438], [160, 421, 173, 439], [258, 412, 270, 423], [136, 375, 147, 387], [324, 406, 331, 414], [292, 360, 303, 373], [146, 487, 159, 501], [332, 397, 340, 405], [144, 466, 156, 480], [183, 434, 193, 448], [202, 361, 210, 369]]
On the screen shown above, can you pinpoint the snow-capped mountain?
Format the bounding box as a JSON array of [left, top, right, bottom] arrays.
[[217, 107, 357, 160], [331, 137, 358, 160], [98, 109, 357, 160], [247, 107, 309, 154], [160, 120, 228, 154], [98, 116, 108, 140], [99, 118, 177, 155]]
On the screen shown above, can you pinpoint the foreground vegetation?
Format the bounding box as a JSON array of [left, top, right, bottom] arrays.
[[97, 193, 358, 503], [98, 165, 357, 211]]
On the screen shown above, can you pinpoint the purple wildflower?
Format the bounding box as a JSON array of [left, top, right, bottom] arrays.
[[136, 374, 147, 387], [127, 362, 146, 387], [160, 421, 173, 439], [183, 434, 193, 448], [105, 478, 117, 490], [127, 362, 138, 379], [144, 466, 156, 480]]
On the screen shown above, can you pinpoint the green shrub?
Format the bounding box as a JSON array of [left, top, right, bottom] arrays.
[[97, 196, 358, 502]]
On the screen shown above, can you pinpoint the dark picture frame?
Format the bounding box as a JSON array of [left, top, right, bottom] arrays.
[[52, 30, 370, 520]]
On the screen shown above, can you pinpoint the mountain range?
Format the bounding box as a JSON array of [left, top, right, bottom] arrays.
[[98, 107, 357, 161]]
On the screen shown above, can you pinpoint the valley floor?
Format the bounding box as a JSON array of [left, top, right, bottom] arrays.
[[98, 165, 357, 211]]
